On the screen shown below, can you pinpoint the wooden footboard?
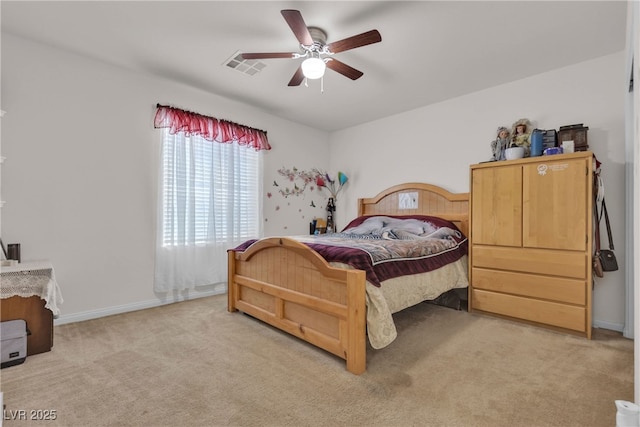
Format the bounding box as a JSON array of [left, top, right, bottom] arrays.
[[228, 237, 367, 374]]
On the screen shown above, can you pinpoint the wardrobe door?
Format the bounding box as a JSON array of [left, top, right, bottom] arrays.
[[522, 157, 589, 251], [471, 164, 522, 247]]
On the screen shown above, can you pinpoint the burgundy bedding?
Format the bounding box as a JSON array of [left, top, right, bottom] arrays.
[[231, 215, 468, 287]]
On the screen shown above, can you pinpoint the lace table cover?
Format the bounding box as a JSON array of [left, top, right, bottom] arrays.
[[0, 261, 63, 317]]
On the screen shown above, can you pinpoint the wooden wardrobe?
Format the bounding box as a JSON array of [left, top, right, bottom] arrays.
[[469, 151, 594, 338]]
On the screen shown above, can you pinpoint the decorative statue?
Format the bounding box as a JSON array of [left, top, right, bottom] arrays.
[[490, 126, 510, 161], [510, 118, 532, 157]]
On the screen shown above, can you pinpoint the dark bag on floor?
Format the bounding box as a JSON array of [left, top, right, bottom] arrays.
[[1, 319, 28, 369]]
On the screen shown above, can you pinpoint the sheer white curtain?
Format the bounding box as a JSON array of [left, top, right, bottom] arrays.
[[154, 128, 264, 292]]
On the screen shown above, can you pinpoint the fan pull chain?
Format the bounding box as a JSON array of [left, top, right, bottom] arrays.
[[321, 76, 324, 93]]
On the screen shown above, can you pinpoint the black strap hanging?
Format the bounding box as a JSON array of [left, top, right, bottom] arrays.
[[600, 199, 614, 250]]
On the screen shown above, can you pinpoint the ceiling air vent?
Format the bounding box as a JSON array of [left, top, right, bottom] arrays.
[[224, 51, 266, 76]]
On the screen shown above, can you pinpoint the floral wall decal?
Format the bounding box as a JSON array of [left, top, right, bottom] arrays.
[[275, 166, 323, 198], [266, 166, 349, 234], [274, 166, 349, 200]]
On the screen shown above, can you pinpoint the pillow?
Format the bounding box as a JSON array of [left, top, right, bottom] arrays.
[[341, 216, 387, 235], [341, 214, 461, 235], [342, 215, 465, 242]]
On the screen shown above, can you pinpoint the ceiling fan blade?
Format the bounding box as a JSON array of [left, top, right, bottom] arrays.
[[325, 58, 364, 80], [281, 9, 313, 46], [327, 29, 382, 54], [240, 52, 297, 60], [288, 66, 305, 86]]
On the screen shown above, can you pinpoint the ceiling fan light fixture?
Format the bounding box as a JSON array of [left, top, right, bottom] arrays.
[[301, 56, 326, 79], [241, 10, 381, 87]]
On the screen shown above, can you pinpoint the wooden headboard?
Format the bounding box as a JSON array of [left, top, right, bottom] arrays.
[[357, 182, 470, 237]]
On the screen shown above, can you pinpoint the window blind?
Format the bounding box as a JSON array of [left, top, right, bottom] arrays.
[[160, 129, 261, 247]]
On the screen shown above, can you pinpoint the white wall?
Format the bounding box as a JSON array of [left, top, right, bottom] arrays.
[[0, 34, 329, 322], [329, 51, 628, 331]]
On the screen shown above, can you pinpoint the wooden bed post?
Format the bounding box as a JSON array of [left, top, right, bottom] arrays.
[[227, 250, 238, 312], [346, 270, 367, 375]]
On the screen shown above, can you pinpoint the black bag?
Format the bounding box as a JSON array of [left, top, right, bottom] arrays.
[[597, 199, 618, 272], [599, 249, 618, 271]]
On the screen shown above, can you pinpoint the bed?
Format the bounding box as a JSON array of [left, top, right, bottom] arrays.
[[227, 182, 469, 374]]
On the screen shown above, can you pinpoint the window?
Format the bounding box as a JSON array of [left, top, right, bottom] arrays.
[[160, 129, 262, 246], [153, 105, 268, 291]]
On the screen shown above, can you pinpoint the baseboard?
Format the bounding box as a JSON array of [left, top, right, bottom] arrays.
[[593, 319, 625, 333], [53, 288, 628, 334], [54, 284, 226, 326]]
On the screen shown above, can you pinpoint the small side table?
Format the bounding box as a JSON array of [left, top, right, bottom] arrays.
[[0, 261, 63, 355]]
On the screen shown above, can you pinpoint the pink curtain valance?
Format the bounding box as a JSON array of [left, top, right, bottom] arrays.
[[154, 104, 271, 151]]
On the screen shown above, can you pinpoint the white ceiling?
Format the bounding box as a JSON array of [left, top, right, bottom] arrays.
[[1, 1, 628, 132]]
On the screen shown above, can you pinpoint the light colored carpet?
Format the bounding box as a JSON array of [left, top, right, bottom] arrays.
[[0, 294, 633, 427]]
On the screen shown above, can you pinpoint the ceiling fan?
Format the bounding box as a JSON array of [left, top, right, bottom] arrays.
[[240, 9, 382, 87]]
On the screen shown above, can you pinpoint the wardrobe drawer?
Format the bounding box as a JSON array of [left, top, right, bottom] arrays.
[[471, 289, 586, 333], [471, 268, 585, 305], [472, 246, 587, 279]]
